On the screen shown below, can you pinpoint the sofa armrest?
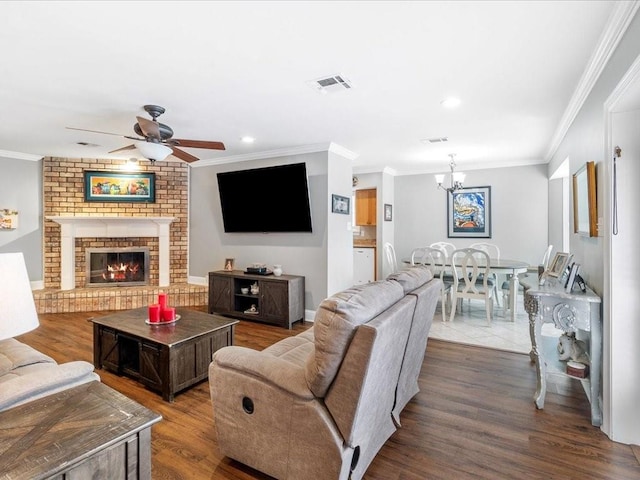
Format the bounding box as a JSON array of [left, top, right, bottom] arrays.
[[0, 361, 99, 412], [211, 346, 314, 400]]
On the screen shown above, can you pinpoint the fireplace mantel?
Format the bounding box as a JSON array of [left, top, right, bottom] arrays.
[[47, 216, 175, 290]]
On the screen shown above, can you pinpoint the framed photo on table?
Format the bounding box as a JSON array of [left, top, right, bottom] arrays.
[[546, 252, 571, 278], [447, 186, 491, 238]]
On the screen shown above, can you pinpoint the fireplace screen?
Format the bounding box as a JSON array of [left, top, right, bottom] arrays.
[[86, 247, 150, 287]]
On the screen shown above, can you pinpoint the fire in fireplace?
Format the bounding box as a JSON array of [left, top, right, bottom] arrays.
[[86, 247, 150, 287]]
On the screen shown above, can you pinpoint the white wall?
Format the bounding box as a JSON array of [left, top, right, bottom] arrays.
[[326, 150, 354, 296], [0, 157, 43, 282], [394, 164, 548, 266], [608, 108, 640, 444], [548, 178, 564, 255]]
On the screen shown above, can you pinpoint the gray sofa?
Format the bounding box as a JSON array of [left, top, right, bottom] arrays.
[[209, 266, 440, 479], [0, 338, 99, 412]]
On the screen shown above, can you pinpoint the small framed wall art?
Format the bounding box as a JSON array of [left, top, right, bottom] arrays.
[[384, 204, 393, 221], [447, 186, 491, 238], [331, 194, 350, 215]]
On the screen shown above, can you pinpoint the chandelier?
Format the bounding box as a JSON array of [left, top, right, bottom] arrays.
[[435, 154, 465, 193]]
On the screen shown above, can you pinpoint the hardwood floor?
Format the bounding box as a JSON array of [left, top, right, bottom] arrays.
[[16, 308, 640, 479]]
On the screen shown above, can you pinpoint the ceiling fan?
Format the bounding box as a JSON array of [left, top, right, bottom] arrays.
[[67, 104, 225, 163]]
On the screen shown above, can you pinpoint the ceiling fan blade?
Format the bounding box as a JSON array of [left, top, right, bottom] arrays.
[[170, 146, 200, 163], [66, 127, 142, 141], [109, 144, 137, 154], [136, 116, 161, 140], [172, 139, 226, 150]]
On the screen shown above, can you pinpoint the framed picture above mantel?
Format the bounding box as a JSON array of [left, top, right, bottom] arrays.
[[447, 186, 491, 238], [84, 171, 155, 203]]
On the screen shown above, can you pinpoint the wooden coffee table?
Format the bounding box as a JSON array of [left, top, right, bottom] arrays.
[[92, 307, 238, 401]]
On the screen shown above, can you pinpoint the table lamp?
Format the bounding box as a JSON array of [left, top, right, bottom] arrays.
[[0, 252, 39, 340]]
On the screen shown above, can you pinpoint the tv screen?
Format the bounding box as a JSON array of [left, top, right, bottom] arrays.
[[217, 163, 313, 233]]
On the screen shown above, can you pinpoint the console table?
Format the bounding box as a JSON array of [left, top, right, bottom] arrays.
[[208, 270, 305, 329], [521, 276, 602, 426]]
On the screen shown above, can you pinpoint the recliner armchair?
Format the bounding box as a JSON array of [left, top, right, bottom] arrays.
[[209, 266, 440, 479]]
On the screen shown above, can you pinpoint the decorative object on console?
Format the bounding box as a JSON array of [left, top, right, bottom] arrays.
[[84, 170, 155, 203], [331, 194, 350, 215], [0, 252, 40, 340], [224, 258, 234, 271], [250, 283, 259, 295], [567, 361, 589, 378], [557, 332, 590, 364], [273, 264, 283, 277], [148, 304, 161, 323], [545, 252, 571, 279], [0, 209, 18, 230], [435, 153, 465, 194], [565, 262, 580, 292], [447, 186, 491, 238]]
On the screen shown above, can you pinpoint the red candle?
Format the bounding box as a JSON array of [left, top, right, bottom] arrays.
[[158, 292, 168, 309], [148, 304, 161, 323], [162, 306, 176, 322]]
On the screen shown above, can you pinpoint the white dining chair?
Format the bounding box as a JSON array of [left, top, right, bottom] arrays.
[[430, 241, 455, 260], [449, 248, 495, 324], [411, 247, 451, 322], [470, 242, 501, 307], [383, 242, 399, 274], [501, 244, 554, 312]]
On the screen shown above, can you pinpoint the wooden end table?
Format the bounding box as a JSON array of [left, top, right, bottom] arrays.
[[0, 381, 161, 479], [92, 307, 238, 402]]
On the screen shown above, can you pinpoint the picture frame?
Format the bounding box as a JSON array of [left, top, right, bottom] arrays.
[[565, 262, 580, 293], [84, 170, 155, 203], [331, 194, 350, 215], [384, 204, 393, 221], [546, 252, 570, 278], [573, 161, 597, 237], [224, 258, 235, 271], [447, 186, 491, 238]]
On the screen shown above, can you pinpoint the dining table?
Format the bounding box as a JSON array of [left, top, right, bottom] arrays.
[[403, 257, 529, 322]]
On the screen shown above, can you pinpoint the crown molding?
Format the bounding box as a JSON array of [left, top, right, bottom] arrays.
[[544, 0, 640, 162], [393, 158, 546, 177], [191, 142, 357, 167], [0, 149, 43, 161]]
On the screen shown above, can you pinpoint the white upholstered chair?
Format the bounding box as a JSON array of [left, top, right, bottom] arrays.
[[449, 248, 495, 324], [411, 246, 451, 322]]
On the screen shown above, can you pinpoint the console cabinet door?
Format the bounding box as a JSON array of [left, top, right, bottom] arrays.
[[260, 280, 289, 324], [209, 274, 232, 314], [139, 342, 162, 390]]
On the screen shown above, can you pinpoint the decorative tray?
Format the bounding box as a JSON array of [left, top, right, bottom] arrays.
[[243, 309, 259, 315], [145, 314, 181, 325]]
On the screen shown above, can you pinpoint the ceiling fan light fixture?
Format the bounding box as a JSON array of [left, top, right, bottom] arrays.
[[135, 141, 172, 162]]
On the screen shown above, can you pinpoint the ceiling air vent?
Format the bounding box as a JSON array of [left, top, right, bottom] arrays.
[[307, 74, 353, 94], [421, 137, 449, 144]]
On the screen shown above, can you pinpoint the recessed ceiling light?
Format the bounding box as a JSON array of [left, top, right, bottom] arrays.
[[241, 136, 255, 144], [440, 97, 461, 108], [421, 137, 449, 144]]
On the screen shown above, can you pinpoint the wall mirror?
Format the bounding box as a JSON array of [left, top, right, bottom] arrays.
[[572, 161, 598, 237]]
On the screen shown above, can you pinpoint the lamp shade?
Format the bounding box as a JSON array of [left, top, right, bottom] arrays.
[[135, 141, 173, 162], [434, 174, 445, 185], [0, 252, 39, 340]]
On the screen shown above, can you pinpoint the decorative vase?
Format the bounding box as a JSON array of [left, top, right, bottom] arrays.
[[273, 265, 282, 277]]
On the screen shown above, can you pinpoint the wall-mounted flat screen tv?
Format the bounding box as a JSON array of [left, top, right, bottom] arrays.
[[217, 162, 313, 233]]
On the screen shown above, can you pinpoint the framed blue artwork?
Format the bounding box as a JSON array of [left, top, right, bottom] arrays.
[[447, 186, 491, 238]]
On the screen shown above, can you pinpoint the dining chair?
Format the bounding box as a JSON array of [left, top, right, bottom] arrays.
[[411, 247, 451, 322], [470, 242, 501, 307], [449, 248, 495, 324], [429, 241, 455, 260], [501, 244, 554, 312], [383, 242, 399, 274]]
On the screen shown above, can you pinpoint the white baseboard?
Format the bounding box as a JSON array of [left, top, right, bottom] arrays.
[[188, 276, 208, 286], [305, 309, 316, 322]]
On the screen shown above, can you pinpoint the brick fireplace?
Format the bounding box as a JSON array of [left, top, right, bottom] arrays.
[[35, 157, 207, 313]]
